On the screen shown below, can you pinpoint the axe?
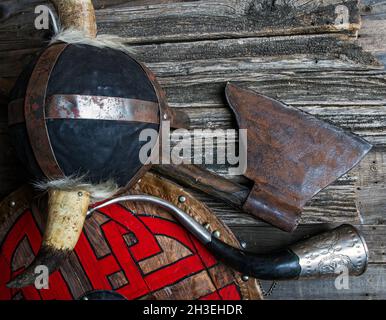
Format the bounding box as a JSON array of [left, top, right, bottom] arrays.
[[155, 83, 372, 232]]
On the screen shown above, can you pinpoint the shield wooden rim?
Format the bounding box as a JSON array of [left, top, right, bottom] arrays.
[[0, 172, 262, 300]]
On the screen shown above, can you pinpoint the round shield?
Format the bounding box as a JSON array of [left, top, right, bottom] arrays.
[[0, 174, 262, 300]]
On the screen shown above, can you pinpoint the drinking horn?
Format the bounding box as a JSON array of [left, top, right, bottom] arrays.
[[6, 0, 185, 288], [89, 194, 369, 281]]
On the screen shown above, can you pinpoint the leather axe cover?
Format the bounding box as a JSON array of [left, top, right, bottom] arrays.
[[225, 83, 372, 232]]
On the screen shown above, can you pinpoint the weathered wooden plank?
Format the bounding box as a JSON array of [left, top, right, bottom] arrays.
[[93, 0, 144, 9], [262, 264, 386, 299], [357, 143, 386, 187], [355, 146, 386, 225], [124, 37, 384, 108], [359, 0, 386, 66], [131, 34, 379, 65], [1, 31, 383, 148], [0, 0, 42, 23], [0, 0, 361, 52], [0, 0, 50, 52], [357, 186, 386, 225], [155, 71, 386, 107], [186, 181, 361, 226], [0, 132, 28, 198], [1, 33, 379, 79], [130, 37, 386, 119], [96, 0, 361, 43], [172, 104, 386, 145], [0, 48, 40, 78]]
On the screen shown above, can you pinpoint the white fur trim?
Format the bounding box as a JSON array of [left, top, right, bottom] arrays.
[[50, 29, 135, 54], [34, 176, 120, 203]]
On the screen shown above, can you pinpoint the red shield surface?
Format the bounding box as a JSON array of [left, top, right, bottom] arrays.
[[0, 179, 261, 300]]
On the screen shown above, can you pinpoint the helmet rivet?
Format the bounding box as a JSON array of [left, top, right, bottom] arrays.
[[178, 195, 186, 203], [9, 201, 16, 208], [78, 191, 83, 197]]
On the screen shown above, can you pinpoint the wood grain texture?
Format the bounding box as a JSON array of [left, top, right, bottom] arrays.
[[155, 70, 386, 107], [260, 264, 386, 299], [0, 0, 362, 52], [359, 0, 386, 66], [96, 0, 361, 43], [177, 177, 362, 226], [132, 34, 379, 65], [0, 0, 385, 299]]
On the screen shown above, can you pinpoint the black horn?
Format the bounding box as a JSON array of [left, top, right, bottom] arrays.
[[88, 195, 369, 281]]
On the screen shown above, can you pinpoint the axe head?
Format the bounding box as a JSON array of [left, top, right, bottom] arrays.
[[225, 83, 372, 232]]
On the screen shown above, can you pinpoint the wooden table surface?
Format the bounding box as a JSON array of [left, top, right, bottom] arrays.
[[0, 0, 385, 299]]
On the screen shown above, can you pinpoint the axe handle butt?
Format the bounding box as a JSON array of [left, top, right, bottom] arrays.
[[154, 164, 301, 232], [242, 185, 301, 232], [153, 164, 250, 208]]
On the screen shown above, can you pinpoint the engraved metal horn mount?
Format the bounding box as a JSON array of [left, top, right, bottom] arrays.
[[89, 195, 369, 281], [291, 224, 369, 278]]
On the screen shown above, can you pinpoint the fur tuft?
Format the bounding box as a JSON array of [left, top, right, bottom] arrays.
[[50, 29, 135, 54], [34, 176, 120, 203]]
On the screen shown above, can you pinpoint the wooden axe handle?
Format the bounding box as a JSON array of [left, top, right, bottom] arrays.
[[153, 164, 250, 210], [153, 164, 301, 232]]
